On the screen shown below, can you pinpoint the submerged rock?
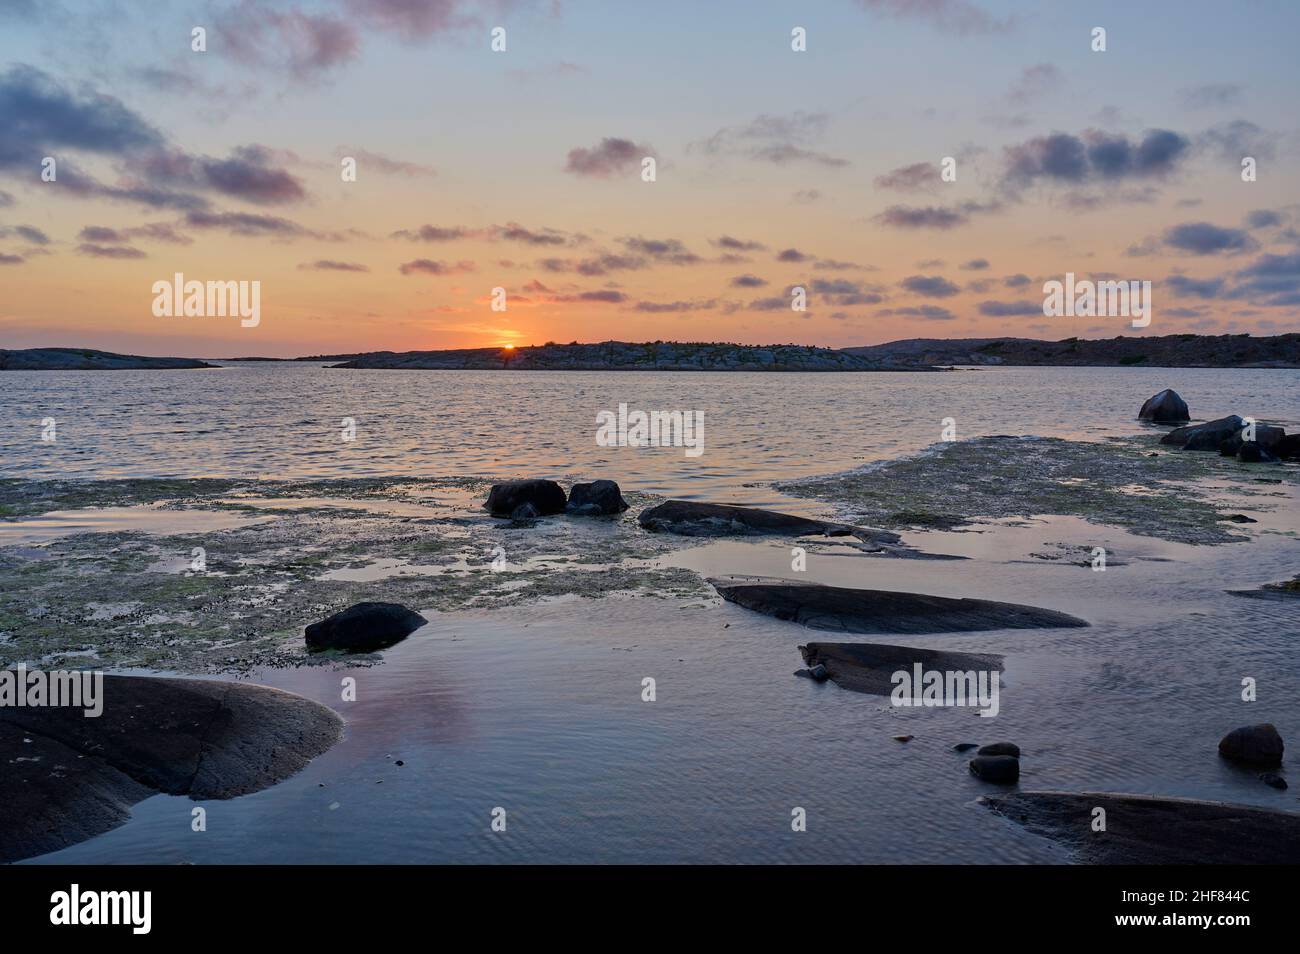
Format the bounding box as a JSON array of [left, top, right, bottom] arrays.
[[1161, 415, 1244, 449], [712, 577, 1088, 635], [978, 742, 1021, 758], [1277, 434, 1300, 460], [639, 500, 896, 542], [0, 675, 342, 863], [953, 743, 979, 752], [305, 601, 427, 652], [567, 479, 629, 516], [484, 479, 567, 517], [1260, 773, 1288, 790], [1138, 389, 1189, 423], [797, 641, 1004, 696], [970, 755, 1020, 784], [1238, 443, 1280, 464], [511, 502, 541, 520], [984, 792, 1300, 864], [1218, 723, 1284, 766]]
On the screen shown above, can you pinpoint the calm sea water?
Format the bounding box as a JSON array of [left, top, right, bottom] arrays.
[[5, 364, 1300, 864], [5, 363, 1299, 498]]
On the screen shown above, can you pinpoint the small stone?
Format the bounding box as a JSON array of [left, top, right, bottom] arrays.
[[1219, 724, 1284, 766], [1260, 773, 1288, 790], [953, 743, 978, 752], [395, 760, 404, 767], [969, 755, 1020, 784], [809, 663, 829, 682], [977, 742, 1021, 758], [893, 735, 914, 743]]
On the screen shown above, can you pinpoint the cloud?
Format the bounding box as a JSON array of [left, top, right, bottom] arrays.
[[853, 0, 1013, 35], [977, 299, 1040, 316], [876, 205, 968, 229], [398, 259, 476, 275], [1001, 129, 1190, 189], [900, 275, 960, 297], [711, 235, 766, 252], [2, 224, 50, 244], [811, 278, 885, 306], [692, 112, 849, 167], [553, 289, 627, 303], [776, 248, 809, 262], [216, 3, 360, 79], [299, 260, 370, 272], [1178, 83, 1242, 109], [0, 253, 23, 265], [960, 258, 990, 270], [337, 147, 436, 177], [184, 209, 317, 238], [342, 0, 486, 38], [730, 274, 767, 288], [1163, 221, 1256, 255], [1245, 209, 1284, 229], [792, 189, 822, 204], [140, 144, 308, 205], [1197, 120, 1277, 161], [877, 305, 956, 320], [79, 222, 192, 245], [77, 243, 146, 259], [564, 137, 653, 178], [634, 299, 717, 313], [1003, 273, 1032, 288], [497, 222, 573, 246], [0, 190, 14, 207], [392, 224, 470, 241], [1165, 274, 1225, 298], [1006, 64, 1063, 105], [620, 236, 701, 265], [874, 161, 940, 193], [0, 64, 164, 168]]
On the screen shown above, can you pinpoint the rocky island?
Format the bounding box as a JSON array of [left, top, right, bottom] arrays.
[[0, 348, 216, 370]]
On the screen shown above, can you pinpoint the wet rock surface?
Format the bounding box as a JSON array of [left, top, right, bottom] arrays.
[[984, 792, 1300, 864], [1138, 389, 1190, 423], [567, 480, 629, 516], [638, 500, 885, 540], [796, 641, 1004, 695], [0, 675, 342, 863], [711, 577, 1088, 635], [484, 479, 567, 517]]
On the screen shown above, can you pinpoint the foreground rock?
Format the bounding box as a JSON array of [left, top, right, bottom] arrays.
[[305, 601, 427, 652], [1138, 389, 1189, 424], [797, 642, 1004, 695], [1218, 723, 1285, 766], [712, 577, 1088, 634], [970, 755, 1020, 784], [0, 674, 342, 863], [1160, 415, 1245, 449], [984, 792, 1300, 864], [567, 479, 629, 515], [1227, 576, 1300, 601], [0, 347, 215, 371], [484, 479, 567, 517], [639, 500, 897, 542]]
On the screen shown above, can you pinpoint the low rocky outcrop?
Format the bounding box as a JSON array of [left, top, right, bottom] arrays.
[[304, 601, 427, 652], [1138, 389, 1189, 423], [484, 479, 567, 517], [1162, 415, 1246, 449], [567, 479, 629, 516], [1218, 723, 1284, 766], [796, 642, 1004, 695], [0, 675, 342, 863], [639, 500, 895, 541], [0, 348, 215, 371], [984, 792, 1300, 864], [711, 577, 1088, 635], [978, 742, 1021, 758]]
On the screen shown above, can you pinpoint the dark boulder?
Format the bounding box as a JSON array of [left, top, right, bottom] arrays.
[[1238, 443, 1280, 464], [484, 479, 567, 517], [798, 642, 1004, 696], [1277, 434, 1300, 461], [511, 502, 541, 520], [713, 577, 1088, 635], [0, 675, 341, 863], [1260, 773, 1288, 790], [969, 755, 1020, 784], [1138, 389, 1190, 424], [639, 499, 882, 539], [567, 479, 629, 516], [1161, 415, 1244, 449], [305, 601, 427, 653], [978, 742, 1021, 758], [1218, 723, 1284, 766]]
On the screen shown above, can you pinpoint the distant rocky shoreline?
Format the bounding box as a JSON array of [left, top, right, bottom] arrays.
[[9, 333, 1297, 371]]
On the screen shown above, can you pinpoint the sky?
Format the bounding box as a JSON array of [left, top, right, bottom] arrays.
[[1, 0, 1298, 357]]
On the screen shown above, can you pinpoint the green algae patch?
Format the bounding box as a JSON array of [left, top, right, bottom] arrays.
[[776, 435, 1297, 546], [0, 477, 708, 674]]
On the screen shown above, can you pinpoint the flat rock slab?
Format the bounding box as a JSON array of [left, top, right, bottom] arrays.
[[711, 577, 1088, 634], [984, 792, 1300, 864], [0, 675, 342, 863], [799, 642, 1004, 695], [639, 500, 898, 543]]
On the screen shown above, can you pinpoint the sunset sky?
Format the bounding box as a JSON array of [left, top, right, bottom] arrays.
[[1, 0, 1298, 357]]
